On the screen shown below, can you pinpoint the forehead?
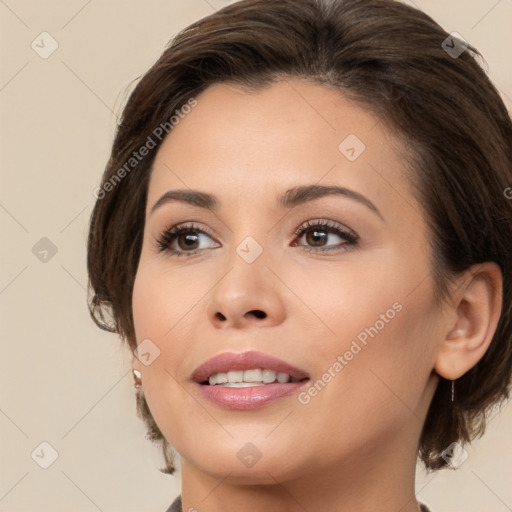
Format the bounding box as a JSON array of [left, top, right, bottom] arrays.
[[147, 80, 418, 222]]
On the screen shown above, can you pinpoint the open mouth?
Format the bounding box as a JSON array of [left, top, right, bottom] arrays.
[[192, 352, 310, 409], [201, 368, 309, 387]]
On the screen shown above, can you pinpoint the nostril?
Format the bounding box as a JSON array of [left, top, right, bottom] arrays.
[[215, 312, 227, 321], [250, 310, 266, 319]]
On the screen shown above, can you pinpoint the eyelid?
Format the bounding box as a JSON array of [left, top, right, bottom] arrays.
[[293, 218, 357, 238]]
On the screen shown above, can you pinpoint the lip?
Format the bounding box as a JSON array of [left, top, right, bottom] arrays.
[[191, 350, 310, 410]]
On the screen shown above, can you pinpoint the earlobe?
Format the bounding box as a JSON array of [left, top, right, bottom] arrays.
[[434, 262, 503, 380], [131, 354, 143, 389]]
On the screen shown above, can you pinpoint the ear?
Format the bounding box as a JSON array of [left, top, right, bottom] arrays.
[[434, 262, 503, 380]]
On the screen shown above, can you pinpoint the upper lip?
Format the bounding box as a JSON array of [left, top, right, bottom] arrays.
[[191, 350, 310, 383]]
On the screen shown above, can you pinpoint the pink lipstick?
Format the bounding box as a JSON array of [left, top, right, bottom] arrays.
[[191, 350, 310, 410]]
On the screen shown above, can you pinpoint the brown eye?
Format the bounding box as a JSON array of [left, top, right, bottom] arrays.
[[304, 229, 329, 247], [155, 223, 219, 257], [293, 220, 359, 252], [175, 230, 201, 251]]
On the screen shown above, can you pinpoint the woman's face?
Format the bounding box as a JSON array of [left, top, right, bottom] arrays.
[[132, 80, 444, 483]]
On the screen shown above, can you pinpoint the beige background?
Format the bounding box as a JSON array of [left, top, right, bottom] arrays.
[[1, 1, 511, 511]]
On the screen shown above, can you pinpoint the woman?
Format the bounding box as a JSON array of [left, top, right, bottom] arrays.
[[87, 0, 512, 510]]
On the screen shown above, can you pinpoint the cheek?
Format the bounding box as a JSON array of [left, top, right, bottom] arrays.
[[285, 257, 409, 353], [132, 260, 211, 341], [293, 272, 439, 452], [131, 260, 220, 431], [131, 267, 195, 450]]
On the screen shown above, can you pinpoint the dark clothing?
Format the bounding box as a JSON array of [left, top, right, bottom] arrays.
[[166, 495, 433, 511], [166, 495, 181, 512]]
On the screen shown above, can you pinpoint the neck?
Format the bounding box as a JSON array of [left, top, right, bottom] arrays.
[[179, 424, 424, 512]]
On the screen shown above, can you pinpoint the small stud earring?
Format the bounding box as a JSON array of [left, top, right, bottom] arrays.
[[133, 369, 142, 389]]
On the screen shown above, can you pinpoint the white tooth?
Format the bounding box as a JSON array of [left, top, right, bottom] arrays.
[[219, 382, 262, 388], [243, 368, 263, 382], [227, 370, 244, 383], [262, 369, 277, 383], [208, 369, 293, 385], [216, 372, 228, 384]]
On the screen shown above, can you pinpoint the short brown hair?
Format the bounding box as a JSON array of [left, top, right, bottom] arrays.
[[87, 0, 512, 473]]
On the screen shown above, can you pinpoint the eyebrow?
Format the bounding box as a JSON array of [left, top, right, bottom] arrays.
[[150, 184, 384, 221]]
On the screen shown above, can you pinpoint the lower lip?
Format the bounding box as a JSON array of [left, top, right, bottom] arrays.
[[195, 381, 309, 410]]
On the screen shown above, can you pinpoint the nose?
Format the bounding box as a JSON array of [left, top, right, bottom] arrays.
[[206, 255, 287, 330]]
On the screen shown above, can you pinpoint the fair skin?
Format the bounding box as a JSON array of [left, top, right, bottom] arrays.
[[131, 80, 502, 512]]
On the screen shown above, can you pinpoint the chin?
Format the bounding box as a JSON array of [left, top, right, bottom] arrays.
[[201, 459, 302, 485], [179, 440, 307, 483]]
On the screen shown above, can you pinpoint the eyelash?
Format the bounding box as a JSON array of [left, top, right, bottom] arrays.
[[154, 220, 359, 258]]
